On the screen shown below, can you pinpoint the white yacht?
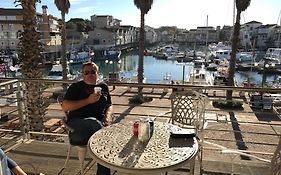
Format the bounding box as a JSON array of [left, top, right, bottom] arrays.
[[265, 48, 281, 64], [188, 66, 214, 85], [214, 49, 255, 63], [47, 64, 76, 80], [69, 51, 91, 64]]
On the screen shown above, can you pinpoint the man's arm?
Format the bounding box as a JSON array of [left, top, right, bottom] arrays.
[[103, 105, 113, 126], [62, 92, 101, 112]]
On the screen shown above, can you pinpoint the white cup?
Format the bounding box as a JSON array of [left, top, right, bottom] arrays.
[[94, 87, 102, 93]]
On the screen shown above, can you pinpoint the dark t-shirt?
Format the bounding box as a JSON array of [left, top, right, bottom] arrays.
[[64, 81, 112, 121]]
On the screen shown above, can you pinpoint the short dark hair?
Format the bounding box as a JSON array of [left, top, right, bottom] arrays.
[[82, 62, 99, 71]]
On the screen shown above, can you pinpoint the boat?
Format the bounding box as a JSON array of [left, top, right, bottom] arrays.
[[213, 71, 229, 86], [188, 66, 214, 85], [206, 63, 218, 71], [130, 73, 146, 83], [69, 51, 91, 64], [214, 49, 255, 63], [103, 49, 121, 60], [236, 52, 256, 63], [209, 42, 231, 52], [265, 48, 281, 64], [0, 64, 5, 73], [47, 63, 76, 80], [159, 72, 172, 84]]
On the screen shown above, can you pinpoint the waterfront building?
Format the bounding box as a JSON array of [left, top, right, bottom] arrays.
[[239, 21, 262, 50], [90, 15, 121, 29], [256, 24, 278, 50], [145, 26, 160, 44], [0, 8, 22, 52], [0, 6, 61, 63]]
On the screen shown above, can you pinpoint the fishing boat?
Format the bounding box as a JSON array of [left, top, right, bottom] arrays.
[[46, 63, 76, 80], [159, 72, 172, 84], [188, 66, 214, 85], [265, 48, 281, 64], [214, 49, 255, 63], [69, 51, 91, 64], [103, 49, 121, 60]]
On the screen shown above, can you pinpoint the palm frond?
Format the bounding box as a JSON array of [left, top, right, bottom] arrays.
[[236, 0, 251, 11], [54, 0, 70, 14], [134, 0, 153, 14]]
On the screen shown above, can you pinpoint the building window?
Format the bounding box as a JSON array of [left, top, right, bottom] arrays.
[[6, 16, 16, 20], [0, 32, 4, 38], [103, 39, 106, 43], [17, 31, 21, 38], [8, 24, 14, 30], [93, 39, 99, 44]]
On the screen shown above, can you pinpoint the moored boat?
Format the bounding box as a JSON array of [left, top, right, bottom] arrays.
[[69, 51, 91, 64], [103, 49, 121, 60], [265, 48, 281, 64], [46, 63, 76, 80]]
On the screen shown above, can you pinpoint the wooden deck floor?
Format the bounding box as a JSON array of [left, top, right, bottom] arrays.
[[4, 139, 270, 175]]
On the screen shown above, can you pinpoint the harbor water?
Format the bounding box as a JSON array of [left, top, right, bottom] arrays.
[[70, 51, 276, 86]]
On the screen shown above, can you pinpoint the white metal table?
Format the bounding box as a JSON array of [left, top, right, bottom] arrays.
[[88, 121, 199, 174]]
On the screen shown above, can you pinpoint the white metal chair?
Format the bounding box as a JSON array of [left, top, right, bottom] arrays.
[[169, 90, 209, 175], [57, 95, 87, 175]]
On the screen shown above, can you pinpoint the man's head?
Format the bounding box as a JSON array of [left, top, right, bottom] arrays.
[[82, 62, 99, 85]]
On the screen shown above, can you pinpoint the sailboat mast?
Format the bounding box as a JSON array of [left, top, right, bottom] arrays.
[[233, 0, 236, 26], [277, 9, 281, 48], [206, 15, 208, 48]]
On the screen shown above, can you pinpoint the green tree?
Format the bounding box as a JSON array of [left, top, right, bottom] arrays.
[[76, 22, 86, 32], [54, 0, 70, 90], [66, 22, 76, 30], [227, 0, 251, 100], [134, 0, 153, 97], [15, 0, 48, 132]]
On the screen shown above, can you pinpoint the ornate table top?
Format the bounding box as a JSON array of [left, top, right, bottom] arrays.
[[88, 121, 198, 174]]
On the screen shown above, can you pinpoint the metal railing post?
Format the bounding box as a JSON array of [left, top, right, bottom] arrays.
[[16, 81, 30, 140]]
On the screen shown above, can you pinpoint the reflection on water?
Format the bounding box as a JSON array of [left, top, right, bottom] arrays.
[[69, 52, 276, 86]]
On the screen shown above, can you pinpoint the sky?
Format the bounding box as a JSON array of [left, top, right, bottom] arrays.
[[1, 0, 281, 29]]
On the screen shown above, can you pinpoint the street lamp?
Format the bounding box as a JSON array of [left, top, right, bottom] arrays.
[[90, 52, 95, 62], [261, 59, 269, 88], [105, 59, 122, 90], [105, 59, 122, 80], [105, 60, 114, 73], [176, 60, 189, 84]]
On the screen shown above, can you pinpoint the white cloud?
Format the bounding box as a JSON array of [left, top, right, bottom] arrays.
[[74, 6, 97, 14], [69, 0, 88, 5]]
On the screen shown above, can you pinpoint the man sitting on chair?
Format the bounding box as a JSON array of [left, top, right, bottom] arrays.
[[61, 62, 112, 175]]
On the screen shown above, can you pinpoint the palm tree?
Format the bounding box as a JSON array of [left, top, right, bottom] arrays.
[[227, 0, 251, 100], [15, 0, 48, 132], [54, 0, 70, 90], [134, 0, 153, 96]]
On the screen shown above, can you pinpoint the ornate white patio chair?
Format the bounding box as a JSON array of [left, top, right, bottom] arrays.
[[169, 90, 209, 175], [57, 94, 88, 175]]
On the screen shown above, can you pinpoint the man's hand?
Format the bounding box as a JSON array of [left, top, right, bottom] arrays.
[[87, 92, 101, 104], [103, 113, 112, 126]]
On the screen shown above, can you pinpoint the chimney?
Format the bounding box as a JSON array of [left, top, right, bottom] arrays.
[[42, 5, 48, 15]]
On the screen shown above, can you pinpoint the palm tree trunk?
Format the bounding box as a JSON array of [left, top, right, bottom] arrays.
[[137, 12, 145, 97], [227, 11, 241, 100], [19, 0, 47, 132], [61, 12, 68, 90]]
